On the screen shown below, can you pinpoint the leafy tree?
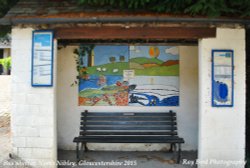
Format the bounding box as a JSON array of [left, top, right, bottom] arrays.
[[77, 0, 250, 17], [0, 0, 19, 37], [0, 56, 11, 74], [0, 0, 18, 17]]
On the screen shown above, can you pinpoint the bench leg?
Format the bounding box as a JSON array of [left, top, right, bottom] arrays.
[[177, 143, 182, 164], [169, 143, 174, 152], [84, 143, 88, 152], [76, 142, 80, 162]]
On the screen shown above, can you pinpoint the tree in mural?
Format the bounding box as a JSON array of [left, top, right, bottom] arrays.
[[119, 55, 125, 62], [109, 56, 116, 63]]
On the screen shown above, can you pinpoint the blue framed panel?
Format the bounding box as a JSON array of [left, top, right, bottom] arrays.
[[31, 30, 54, 87], [212, 49, 234, 107]]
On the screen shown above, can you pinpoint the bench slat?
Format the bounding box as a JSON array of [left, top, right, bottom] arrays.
[[80, 131, 177, 136], [82, 116, 176, 121], [82, 112, 176, 117], [81, 121, 177, 126], [80, 126, 176, 130], [74, 136, 184, 143]]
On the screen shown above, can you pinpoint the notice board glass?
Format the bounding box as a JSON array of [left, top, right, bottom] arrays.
[[31, 30, 54, 87], [212, 49, 234, 107]]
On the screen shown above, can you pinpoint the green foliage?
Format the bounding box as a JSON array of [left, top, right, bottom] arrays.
[[0, 0, 18, 17], [71, 44, 95, 86], [0, 56, 11, 71], [185, 0, 229, 17], [77, 0, 250, 17], [0, 0, 19, 37]]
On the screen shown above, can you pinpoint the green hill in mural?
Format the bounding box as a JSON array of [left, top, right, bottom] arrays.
[[87, 62, 129, 75], [129, 57, 178, 76], [130, 57, 163, 65], [79, 85, 121, 98], [135, 64, 179, 76]]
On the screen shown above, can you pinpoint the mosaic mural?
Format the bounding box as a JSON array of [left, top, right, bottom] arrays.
[[78, 45, 179, 106], [128, 46, 179, 106], [78, 46, 129, 106]]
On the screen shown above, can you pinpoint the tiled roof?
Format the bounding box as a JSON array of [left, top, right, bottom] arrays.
[[0, 0, 249, 25]]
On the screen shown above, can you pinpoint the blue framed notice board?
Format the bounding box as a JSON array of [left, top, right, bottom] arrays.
[[31, 30, 54, 87], [212, 50, 234, 107]]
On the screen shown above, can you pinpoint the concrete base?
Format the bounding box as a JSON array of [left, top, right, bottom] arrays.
[[58, 150, 197, 168]]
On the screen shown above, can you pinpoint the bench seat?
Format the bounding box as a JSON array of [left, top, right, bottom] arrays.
[[73, 110, 185, 163]]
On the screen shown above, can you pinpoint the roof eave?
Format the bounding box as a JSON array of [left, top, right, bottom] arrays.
[[1, 16, 250, 26]]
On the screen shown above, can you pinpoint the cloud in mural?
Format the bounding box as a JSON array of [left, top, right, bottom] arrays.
[[135, 49, 141, 53], [130, 46, 136, 51], [130, 46, 141, 53], [165, 47, 178, 55]]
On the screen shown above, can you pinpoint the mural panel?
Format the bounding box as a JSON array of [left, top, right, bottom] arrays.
[[128, 46, 179, 106], [79, 45, 129, 106], [78, 45, 179, 106]]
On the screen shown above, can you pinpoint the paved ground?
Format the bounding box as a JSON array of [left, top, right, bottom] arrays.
[[58, 150, 197, 168], [0, 112, 11, 164], [0, 112, 31, 168]]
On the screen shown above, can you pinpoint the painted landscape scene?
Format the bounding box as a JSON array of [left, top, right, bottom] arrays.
[[78, 45, 179, 106], [79, 45, 129, 106], [128, 46, 179, 106]]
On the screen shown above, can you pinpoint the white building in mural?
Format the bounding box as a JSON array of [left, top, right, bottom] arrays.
[[0, 0, 247, 168]]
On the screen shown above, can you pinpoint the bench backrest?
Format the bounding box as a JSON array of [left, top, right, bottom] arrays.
[[80, 110, 178, 136]]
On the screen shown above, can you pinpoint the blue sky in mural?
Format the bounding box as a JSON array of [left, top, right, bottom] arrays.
[[130, 46, 179, 61], [93, 45, 129, 66]]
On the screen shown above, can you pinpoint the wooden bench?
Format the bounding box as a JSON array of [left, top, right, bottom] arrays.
[[73, 110, 185, 163]]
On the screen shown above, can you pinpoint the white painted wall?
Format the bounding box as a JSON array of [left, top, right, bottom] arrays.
[[11, 28, 57, 168], [57, 45, 199, 151], [198, 28, 245, 168], [0, 75, 11, 114]]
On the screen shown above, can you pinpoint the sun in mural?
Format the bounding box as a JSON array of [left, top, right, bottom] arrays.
[[149, 46, 160, 58]]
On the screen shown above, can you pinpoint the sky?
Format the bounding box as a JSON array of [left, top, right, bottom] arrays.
[[93, 45, 129, 66], [129, 46, 179, 61], [82, 45, 179, 66]]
